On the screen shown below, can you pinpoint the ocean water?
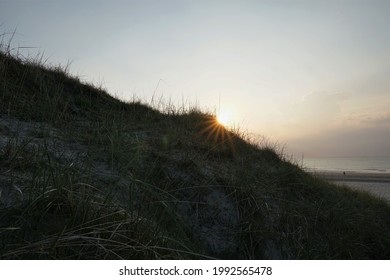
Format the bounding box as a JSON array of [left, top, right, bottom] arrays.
[[302, 156, 390, 174]]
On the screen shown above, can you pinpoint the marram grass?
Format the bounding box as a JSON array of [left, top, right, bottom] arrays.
[[0, 41, 389, 259]]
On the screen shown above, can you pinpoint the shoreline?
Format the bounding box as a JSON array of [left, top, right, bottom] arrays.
[[309, 170, 390, 202]]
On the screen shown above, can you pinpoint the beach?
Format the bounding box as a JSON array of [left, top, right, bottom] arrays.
[[311, 171, 390, 202]]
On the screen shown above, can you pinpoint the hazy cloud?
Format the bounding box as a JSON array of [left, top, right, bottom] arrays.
[[278, 92, 351, 136], [359, 114, 390, 126], [287, 124, 390, 157], [277, 91, 389, 157]]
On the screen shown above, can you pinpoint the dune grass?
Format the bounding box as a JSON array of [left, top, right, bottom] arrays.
[[0, 38, 389, 259]]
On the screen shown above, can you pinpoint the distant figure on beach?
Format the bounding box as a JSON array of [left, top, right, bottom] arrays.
[[343, 171, 346, 175]]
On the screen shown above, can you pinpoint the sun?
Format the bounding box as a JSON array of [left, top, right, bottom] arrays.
[[197, 109, 237, 156], [216, 110, 232, 127]]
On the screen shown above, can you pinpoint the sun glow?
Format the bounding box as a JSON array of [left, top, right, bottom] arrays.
[[216, 110, 232, 127]]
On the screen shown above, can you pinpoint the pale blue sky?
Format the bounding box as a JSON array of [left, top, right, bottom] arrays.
[[1, 0, 389, 157]]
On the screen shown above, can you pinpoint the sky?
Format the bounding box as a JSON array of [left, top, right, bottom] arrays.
[[1, 0, 389, 157]]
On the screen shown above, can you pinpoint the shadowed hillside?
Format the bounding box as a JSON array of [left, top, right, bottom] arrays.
[[0, 47, 389, 259]]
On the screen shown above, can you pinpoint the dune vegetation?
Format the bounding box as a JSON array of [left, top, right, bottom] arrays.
[[0, 40, 389, 259]]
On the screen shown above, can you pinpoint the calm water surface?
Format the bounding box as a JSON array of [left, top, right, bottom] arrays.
[[302, 157, 390, 174]]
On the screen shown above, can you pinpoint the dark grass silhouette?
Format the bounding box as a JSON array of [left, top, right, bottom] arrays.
[[0, 41, 389, 259]]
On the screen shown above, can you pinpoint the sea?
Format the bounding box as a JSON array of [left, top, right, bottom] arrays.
[[301, 156, 390, 174]]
